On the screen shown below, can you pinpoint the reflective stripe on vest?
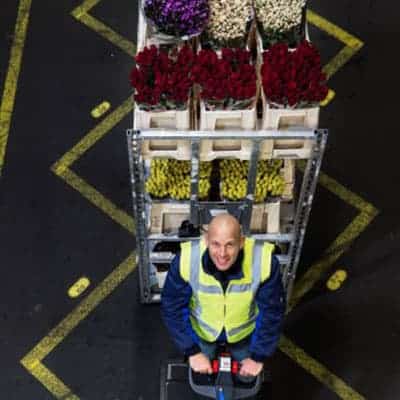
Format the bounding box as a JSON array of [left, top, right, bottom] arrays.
[[179, 238, 274, 343]]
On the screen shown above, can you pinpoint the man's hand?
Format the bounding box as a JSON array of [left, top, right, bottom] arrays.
[[239, 358, 263, 377], [189, 353, 213, 374]]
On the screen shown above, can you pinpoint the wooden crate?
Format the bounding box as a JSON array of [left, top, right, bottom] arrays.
[[149, 203, 190, 234], [197, 100, 273, 160], [149, 201, 280, 234], [134, 104, 192, 160], [280, 159, 295, 201], [250, 201, 281, 234], [261, 91, 319, 159], [280, 159, 295, 183]]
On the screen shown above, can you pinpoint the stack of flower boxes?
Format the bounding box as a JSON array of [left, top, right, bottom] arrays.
[[131, 0, 328, 246]]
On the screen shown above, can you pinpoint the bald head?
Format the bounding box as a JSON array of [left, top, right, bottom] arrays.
[[205, 214, 244, 271], [208, 214, 242, 239]]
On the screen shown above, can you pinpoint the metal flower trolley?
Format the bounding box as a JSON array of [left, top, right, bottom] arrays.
[[127, 128, 328, 304]]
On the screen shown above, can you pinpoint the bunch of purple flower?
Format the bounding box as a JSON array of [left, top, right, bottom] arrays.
[[143, 0, 209, 38]]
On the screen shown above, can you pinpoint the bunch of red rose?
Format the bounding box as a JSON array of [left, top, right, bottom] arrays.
[[192, 48, 257, 110], [261, 41, 328, 108], [129, 45, 195, 110]]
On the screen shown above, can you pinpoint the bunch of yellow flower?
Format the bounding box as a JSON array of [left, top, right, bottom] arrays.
[[145, 159, 212, 200], [220, 159, 286, 202]]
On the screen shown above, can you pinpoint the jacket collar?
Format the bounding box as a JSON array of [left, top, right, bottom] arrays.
[[202, 249, 244, 280]]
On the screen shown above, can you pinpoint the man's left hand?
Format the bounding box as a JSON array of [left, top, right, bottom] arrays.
[[239, 358, 263, 377]]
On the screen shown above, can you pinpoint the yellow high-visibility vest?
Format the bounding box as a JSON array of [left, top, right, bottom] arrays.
[[179, 238, 274, 343]]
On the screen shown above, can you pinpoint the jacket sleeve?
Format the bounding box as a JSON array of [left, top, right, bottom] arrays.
[[161, 254, 201, 357], [249, 255, 286, 362]]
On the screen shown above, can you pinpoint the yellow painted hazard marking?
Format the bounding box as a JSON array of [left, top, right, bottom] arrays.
[[20, 3, 373, 400], [91, 101, 111, 118], [50, 97, 135, 234], [52, 97, 132, 175], [71, 1, 136, 56], [320, 89, 336, 107], [280, 335, 366, 399], [68, 277, 90, 298], [22, 361, 79, 400], [327, 269, 348, 291], [0, 0, 32, 176], [290, 165, 379, 311], [307, 10, 364, 80], [56, 168, 135, 234], [21, 252, 137, 399]]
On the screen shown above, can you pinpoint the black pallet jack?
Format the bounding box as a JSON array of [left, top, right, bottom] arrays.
[[161, 347, 265, 400]]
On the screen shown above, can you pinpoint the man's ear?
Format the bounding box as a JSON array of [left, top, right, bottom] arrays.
[[203, 231, 209, 246], [239, 235, 245, 249]]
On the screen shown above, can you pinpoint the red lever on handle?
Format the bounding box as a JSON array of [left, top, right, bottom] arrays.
[[231, 361, 239, 374], [212, 360, 219, 373]]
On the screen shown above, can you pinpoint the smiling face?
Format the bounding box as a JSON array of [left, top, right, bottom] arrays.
[[205, 214, 244, 271]]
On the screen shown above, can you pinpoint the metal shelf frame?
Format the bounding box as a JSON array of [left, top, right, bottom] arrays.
[[127, 128, 328, 304]]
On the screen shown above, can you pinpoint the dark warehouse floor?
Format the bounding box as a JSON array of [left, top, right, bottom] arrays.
[[1, 0, 400, 399]]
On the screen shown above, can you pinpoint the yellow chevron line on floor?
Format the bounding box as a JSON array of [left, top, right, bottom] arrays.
[[20, 252, 137, 399], [307, 10, 364, 80], [71, 1, 136, 56], [307, 10, 363, 48], [49, 97, 134, 235], [290, 167, 379, 310], [0, 0, 32, 176], [52, 97, 132, 175], [54, 168, 135, 234], [280, 335, 366, 399], [72, 12, 136, 56], [20, 361, 79, 400], [69, 0, 102, 18]]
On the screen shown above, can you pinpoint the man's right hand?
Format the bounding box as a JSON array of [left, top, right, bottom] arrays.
[[189, 352, 213, 374]]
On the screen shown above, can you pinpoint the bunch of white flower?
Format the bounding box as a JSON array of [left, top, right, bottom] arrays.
[[205, 0, 253, 43], [255, 0, 306, 32]]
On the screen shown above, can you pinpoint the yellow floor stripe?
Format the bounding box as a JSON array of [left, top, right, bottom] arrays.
[[53, 168, 135, 234], [72, 13, 136, 56], [70, 0, 102, 18], [289, 209, 377, 310], [0, 0, 32, 176], [307, 9, 364, 81], [289, 164, 379, 309], [320, 89, 336, 107], [19, 361, 80, 400], [323, 45, 363, 80], [298, 163, 374, 211], [280, 336, 366, 399], [21, 252, 137, 400], [307, 10, 363, 49], [318, 170, 376, 211], [52, 97, 132, 175]]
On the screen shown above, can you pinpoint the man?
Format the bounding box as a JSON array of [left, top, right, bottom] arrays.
[[161, 214, 285, 377]]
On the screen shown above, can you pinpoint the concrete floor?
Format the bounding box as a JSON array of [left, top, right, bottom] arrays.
[[1, 0, 399, 399]]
